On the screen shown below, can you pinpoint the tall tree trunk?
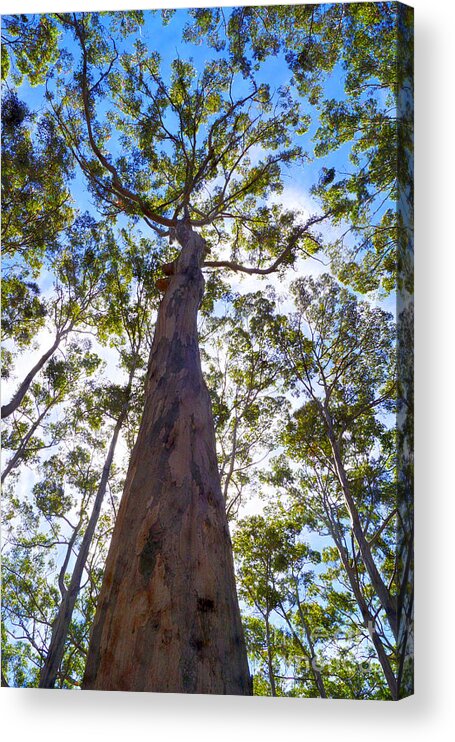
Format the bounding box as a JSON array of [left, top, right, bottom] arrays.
[[329, 523, 398, 700], [1, 404, 51, 483], [82, 221, 251, 694], [39, 390, 132, 688], [277, 597, 327, 698], [1, 332, 65, 419], [323, 408, 398, 639], [264, 610, 277, 696], [38, 398, 129, 689], [293, 588, 328, 699]]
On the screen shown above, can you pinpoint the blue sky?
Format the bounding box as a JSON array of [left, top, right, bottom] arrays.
[[0, 6, 414, 712], [2, 5, 397, 513], [6, 7, 395, 291]]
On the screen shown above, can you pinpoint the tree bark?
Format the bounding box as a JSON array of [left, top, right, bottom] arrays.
[[323, 408, 398, 639], [293, 592, 328, 699], [82, 221, 251, 694], [277, 598, 327, 698], [329, 524, 398, 700], [39, 399, 129, 688], [1, 332, 64, 419], [1, 404, 50, 483], [264, 608, 277, 697]]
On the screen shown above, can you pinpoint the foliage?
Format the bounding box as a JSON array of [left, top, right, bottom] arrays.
[[1, 14, 60, 86], [1, 90, 74, 273], [1, 7, 411, 697], [186, 2, 413, 293]]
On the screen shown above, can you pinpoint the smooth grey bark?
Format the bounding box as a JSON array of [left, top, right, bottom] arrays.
[[322, 405, 398, 640], [82, 220, 251, 694], [327, 513, 398, 700], [264, 608, 277, 697], [275, 592, 327, 699], [38, 400, 129, 688], [293, 586, 328, 699], [222, 415, 239, 502], [1, 405, 50, 483], [1, 332, 65, 419]]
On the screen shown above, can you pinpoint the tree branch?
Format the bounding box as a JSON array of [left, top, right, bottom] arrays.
[[203, 214, 328, 275]]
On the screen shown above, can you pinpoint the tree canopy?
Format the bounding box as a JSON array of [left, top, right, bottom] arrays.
[[1, 4, 413, 699]]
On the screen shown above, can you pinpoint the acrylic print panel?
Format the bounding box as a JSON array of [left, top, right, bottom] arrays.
[[1, 2, 413, 699]]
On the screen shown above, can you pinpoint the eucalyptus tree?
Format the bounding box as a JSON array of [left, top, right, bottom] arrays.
[[36, 10, 332, 694], [201, 290, 287, 518], [1, 91, 73, 272], [38, 233, 160, 689], [264, 274, 406, 698], [269, 453, 398, 699], [36, 383, 132, 688], [2, 6, 413, 698], [1, 89, 74, 384], [234, 508, 390, 699], [1, 340, 101, 484], [186, 2, 414, 294], [2, 421, 116, 687], [233, 510, 326, 698], [2, 217, 114, 419]]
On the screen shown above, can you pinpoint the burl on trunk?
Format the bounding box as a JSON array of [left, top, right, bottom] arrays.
[[82, 221, 251, 694]]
